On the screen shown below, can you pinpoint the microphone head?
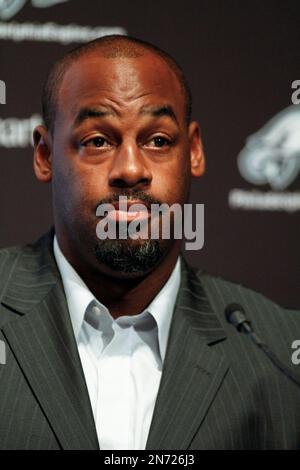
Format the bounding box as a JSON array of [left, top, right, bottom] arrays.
[[224, 302, 245, 323], [224, 303, 252, 333]]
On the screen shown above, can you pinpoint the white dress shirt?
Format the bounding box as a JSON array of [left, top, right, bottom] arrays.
[[53, 236, 181, 450]]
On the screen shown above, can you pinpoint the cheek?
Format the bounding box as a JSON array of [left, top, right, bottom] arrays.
[[51, 162, 90, 224], [53, 151, 106, 204], [153, 158, 190, 205], [175, 162, 191, 203], [52, 136, 108, 223]]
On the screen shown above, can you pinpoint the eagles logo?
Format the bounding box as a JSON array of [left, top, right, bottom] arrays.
[[238, 105, 300, 190], [0, 0, 68, 20]]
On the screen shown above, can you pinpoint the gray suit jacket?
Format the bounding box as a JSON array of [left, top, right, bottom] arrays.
[[0, 229, 300, 450]]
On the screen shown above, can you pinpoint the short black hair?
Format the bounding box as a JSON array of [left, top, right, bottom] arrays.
[[41, 35, 192, 134]]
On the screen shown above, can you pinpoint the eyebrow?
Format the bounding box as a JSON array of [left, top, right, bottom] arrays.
[[74, 107, 116, 127], [139, 105, 178, 124], [73, 104, 178, 128]]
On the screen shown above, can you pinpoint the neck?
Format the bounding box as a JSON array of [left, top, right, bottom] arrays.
[[57, 237, 181, 319]]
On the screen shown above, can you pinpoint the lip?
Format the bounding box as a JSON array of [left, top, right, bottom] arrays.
[[106, 209, 150, 222], [106, 200, 150, 222], [110, 199, 150, 211]]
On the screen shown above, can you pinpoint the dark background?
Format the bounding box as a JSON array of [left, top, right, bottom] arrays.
[[0, 0, 299, 308]]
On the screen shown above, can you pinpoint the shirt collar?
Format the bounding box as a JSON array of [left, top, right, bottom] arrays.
[[146, 258, 181, 361], [53, 235, 181, 363], [54, 236, 95, 340]]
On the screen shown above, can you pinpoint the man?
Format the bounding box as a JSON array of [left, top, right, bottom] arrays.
[[0, 35, 300, 450]]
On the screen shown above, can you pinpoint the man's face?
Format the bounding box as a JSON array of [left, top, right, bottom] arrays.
[[34, 51, 204, 277]]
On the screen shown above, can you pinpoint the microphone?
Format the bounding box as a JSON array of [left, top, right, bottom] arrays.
[[225, 303, 300, 388]]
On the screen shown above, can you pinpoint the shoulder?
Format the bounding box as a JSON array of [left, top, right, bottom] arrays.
[[0, 231, 54, 293], [192, 267, 300, 359], [0, 244, 23, 272], [0, 243, 32, 287], [0, 241, 39, 263], [196, 269, 299, 319]]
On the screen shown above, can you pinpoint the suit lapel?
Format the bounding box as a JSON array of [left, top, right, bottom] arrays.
[[146, 259, 230, 450], [0, 231, 229, 450], [1, 230, 99, 450]]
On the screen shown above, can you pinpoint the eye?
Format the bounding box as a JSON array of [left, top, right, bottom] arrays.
[[81, 136, 111, 148], [146, 136, 172, 148]]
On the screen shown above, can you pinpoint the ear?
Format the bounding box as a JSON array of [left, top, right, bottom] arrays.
[[33, 125, 53, 183], [188, 121, 205, 177]]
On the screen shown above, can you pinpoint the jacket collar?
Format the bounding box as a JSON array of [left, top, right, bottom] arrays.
[[146, 258, 229, 449], [1, 228, 99, 449], [1, 229, 229, 450]]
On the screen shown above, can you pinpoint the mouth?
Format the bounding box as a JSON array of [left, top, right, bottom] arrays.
[[107, 199, 150, 222]]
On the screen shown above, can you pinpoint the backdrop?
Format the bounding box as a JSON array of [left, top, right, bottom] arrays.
[[0, 0, 299, 308]]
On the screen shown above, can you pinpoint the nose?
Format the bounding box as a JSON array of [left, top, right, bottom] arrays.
[[108, 140, 152, 189]]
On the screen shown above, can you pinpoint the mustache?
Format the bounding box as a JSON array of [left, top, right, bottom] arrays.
[[94, 190, 165, 212]]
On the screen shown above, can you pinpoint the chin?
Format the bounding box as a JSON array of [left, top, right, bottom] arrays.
[[93, 237, 166, 276]]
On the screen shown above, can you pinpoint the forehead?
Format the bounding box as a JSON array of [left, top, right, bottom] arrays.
[[57, 52, 185, 119]]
